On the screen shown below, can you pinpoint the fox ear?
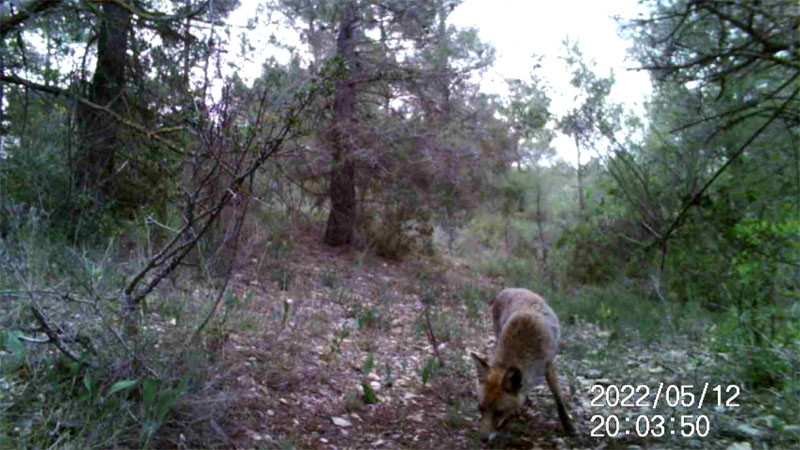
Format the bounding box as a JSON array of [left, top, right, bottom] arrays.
[[470, 353, 490, 381], [504, 367, 522, 394]]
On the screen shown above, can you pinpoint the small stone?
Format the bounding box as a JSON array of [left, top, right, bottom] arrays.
[[331, 416, 352, 427], [735, 424, 763, 438], [726, 443, 752, 450], [408, 413, 424, 422], [251, 432, 274, 442]]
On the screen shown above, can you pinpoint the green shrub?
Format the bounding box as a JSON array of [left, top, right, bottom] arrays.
[[359, 203, 434, 261], [547, 283, 703, 344], [482, 256, 537, 288]]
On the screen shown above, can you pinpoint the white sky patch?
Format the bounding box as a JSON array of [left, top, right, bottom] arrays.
[[223, 1, 301, 82], [450, 0, 652, 165]]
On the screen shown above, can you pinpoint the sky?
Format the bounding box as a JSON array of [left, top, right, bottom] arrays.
[[226, 0, 653, 166], [449, 0, 652, 165]]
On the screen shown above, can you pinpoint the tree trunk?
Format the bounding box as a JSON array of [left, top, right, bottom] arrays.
[[324, 1, 359, 247], [75, 1, 131, 209], [575, 135, 586, 213], [533, 167, 555, 291]]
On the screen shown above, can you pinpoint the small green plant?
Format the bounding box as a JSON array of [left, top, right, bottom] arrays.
[[355, 307, 380, 330], [1, 330, 28, 370], [326, 326, 350, 360], [280, 298, 292, 327], [361, 352, 379, 404], [382, 363, 393, 389], [482, 256, 537, 288], [353, 250, 366, 270], [140, 375, 190, 447], [420, 357, 439, 386], [271, 267, 292, 291], [458, 282, 488, 328]]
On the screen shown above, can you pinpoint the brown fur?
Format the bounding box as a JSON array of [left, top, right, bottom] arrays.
[[471, 288, 574, 437]]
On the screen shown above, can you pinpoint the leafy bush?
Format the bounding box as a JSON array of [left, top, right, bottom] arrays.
[[482, 256, 536, 288], [360, 208, 434, 261], [555, 220, 647, 285]]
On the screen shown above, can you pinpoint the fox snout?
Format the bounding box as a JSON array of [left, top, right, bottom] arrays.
[[477, 408, 514, 441]]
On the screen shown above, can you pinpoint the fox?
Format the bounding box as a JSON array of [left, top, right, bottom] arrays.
[[471, 288, 574, 440]]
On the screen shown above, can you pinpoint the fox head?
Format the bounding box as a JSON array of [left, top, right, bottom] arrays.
[[471, 352, 524, 439]]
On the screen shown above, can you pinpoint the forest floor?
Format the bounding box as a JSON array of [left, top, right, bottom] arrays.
[[161, 230, 799, 450]]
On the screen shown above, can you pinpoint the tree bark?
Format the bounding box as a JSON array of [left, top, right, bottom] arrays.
[[575, 135, 586, 213], [75, 1, 131, 208], [324, 1, 359, 247]]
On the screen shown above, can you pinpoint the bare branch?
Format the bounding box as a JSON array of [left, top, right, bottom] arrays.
[[28, 304, 82, 362]]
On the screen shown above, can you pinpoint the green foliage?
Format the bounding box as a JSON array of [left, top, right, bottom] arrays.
[[360, 352, 379, 404], [360, 201, 434, 261], [0, 136, 114, 243], [271, 267, 293, 291], [482, 255, 536, 288], [326, 326, 350, 361], [555, 220, 642, 284], [0, 351, 189, 450], [108, 379, 138, 397], [1, 330, 27, 364], [420, 357, 439, 386], [414, 287, 455, 345], [547, 284, 702, 344], [354, 307, 381, 331], [140, 376, 190, 447], [712, 303, 800, 392], [498, 170, 528, 217], [457, 282, 490, 327]]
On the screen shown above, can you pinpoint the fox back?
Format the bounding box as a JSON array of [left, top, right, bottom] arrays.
[[471, 288, 573, 439]]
